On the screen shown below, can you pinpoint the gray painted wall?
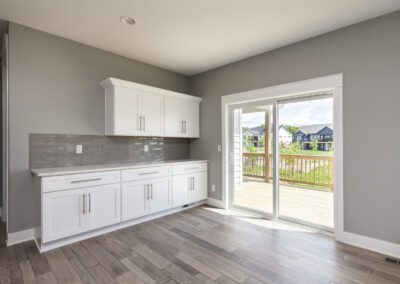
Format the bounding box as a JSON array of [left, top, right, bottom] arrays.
[[190, 11, 400, 244], [8, 23, 189, 233]]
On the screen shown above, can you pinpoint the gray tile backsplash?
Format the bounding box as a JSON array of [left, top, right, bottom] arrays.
[[30, 134, 190, 168]]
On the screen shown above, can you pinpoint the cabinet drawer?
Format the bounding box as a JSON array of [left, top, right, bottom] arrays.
[[122, 166, 171, 182], [173, 163, 207, 175], [42, 171, 121, 193]]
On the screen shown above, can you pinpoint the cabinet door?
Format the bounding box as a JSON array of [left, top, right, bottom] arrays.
[[86, 184, 121, 231], [121, 181, 148, 221], [172, 174, 191, 207], [43, 188, 86, 243], [164, 96, 184, 137], [191, 172, 208, 203], [148, 177, 172, 214], [138, 92, 164, 136], [183, 100, 200, 138], [113, 87, 139, 135]]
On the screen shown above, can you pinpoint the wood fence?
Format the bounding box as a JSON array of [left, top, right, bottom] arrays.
[[242, 153, 334, 190]]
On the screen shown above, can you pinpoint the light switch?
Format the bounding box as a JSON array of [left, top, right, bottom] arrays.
[[144, 145, 149, 152], [76, 145, 83, 154], [211, 185, 216, 192], [217, 145, 222, 152]]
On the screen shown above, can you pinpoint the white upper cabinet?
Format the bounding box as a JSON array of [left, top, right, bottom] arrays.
[[101, 78, 201, 138], [164, 97, 200, 138], [111, 86, 138, 136], [137, 91, 164, 136]]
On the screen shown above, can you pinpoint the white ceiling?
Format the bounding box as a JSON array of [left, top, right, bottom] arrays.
[[0, 0, 400, 76]]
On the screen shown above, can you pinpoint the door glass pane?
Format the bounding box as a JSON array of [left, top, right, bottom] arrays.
[[233, 104, 274, 215], [278, 96, 334, 230]]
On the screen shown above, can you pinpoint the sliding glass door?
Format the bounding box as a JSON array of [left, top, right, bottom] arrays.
[[231, 101, 275, 217], [229, 94, 334, 232], [277, 96, 334, 231]]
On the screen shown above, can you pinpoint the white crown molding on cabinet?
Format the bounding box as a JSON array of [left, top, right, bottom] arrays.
[[100, 77, 202, 102]]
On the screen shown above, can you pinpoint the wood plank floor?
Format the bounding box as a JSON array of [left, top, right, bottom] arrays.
[[1, 206, 399, 284]]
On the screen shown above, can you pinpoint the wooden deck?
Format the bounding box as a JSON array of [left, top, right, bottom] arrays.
[[234, 178, 333, 228]]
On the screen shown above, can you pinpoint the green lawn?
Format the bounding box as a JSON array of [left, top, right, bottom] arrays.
[[243, 148, 333, 157]]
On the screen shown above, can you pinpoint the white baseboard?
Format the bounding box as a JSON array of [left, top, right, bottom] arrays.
[[340, 232, 400, 259], [206, 198, 225, 208], [7, 228, 35, 246]]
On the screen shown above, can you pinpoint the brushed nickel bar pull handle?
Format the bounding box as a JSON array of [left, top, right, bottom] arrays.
[[192, 177, 195, 190], [89, 193, 91, 214], [71, 178, 102, 184], [151, 184, 153, 199], [138, 116, 141, 131], [143, 116, 146, 131], [145, 184, 149, 200], [188, 177, 191, 190], [184, 167, 199, 170], [139, 171, 159, 176], [184, 120, 187, 133], [82, 194, 86, 215]]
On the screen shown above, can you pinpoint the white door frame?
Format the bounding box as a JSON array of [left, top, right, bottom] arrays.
[[221, 74, 344, 241]]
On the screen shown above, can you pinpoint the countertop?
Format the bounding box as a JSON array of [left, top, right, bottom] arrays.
[[31, 159, 208, 177]]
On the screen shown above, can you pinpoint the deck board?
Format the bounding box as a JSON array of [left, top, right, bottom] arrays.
[[234, 178, 333, 228]]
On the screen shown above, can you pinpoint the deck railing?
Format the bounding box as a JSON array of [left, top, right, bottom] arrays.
[[242, 153, 334, 190]]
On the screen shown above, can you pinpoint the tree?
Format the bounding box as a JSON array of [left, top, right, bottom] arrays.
[[310, 138, 319, 151], [282, 125, 300, 135], [281, 141, 301, 155]]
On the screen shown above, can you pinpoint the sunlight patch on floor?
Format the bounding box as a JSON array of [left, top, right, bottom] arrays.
[[202, 206, 327, 235]]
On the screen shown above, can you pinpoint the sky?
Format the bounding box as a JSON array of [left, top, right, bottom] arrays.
[[241, 98, 333, 127]]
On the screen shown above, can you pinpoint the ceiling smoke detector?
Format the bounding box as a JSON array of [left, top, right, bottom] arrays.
[[120, 16, 136, 25]]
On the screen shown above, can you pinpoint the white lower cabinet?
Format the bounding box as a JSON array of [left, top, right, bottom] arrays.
[[173, 171, 207, 207], [42, 184, 121, 243], [121, 181, 148, 221], [38, 161, 207, 249], [191, 172, 208, 202], [86, 184, 121, 231], [122, 177, 172, 222], [148, 177, 172, 214], [43, 188, 87, 243]]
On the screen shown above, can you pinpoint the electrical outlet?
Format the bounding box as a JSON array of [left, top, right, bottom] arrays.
[[211, 185, 216, 192], [76, 145, 83, 154], [217, 145, 221, 152], [144, 145, 149, 152]]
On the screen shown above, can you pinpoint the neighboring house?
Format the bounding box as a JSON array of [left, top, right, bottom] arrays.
[[279, 127, 293, 145], [243, 126, 293, 147], [293, 124, 333, 150], [248, 127, 264, 147]]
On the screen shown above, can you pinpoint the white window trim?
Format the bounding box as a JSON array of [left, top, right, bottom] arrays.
[[221, 74, 344, 241]]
